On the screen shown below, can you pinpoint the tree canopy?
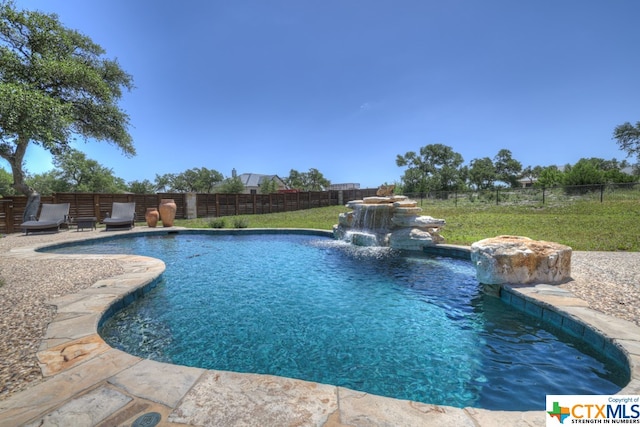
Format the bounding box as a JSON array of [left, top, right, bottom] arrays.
[[51, 148, 125, 192], [396, 144, 465, 194], [153, 168, 224, 193], [468, 157, 495, 190], [218, 176, 245, 193], [0, 1, 134, 201], [285, 168, 330, 191], [493, 149, 522, 188], [259, 177, 279, 194], [613, 121, 640, 162]]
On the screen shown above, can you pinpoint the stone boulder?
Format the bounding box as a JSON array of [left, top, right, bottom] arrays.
[[391, 215, 446, 229], [471, 235, 572, 285], [376, 184, 395, 196], [389, 228, 436, 250], [337, 212, 354, 227], [362, 196, 407, 204]]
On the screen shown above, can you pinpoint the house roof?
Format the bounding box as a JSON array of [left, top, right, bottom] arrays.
[[237, 173, 287, 188], [621, 166, 635, 175]]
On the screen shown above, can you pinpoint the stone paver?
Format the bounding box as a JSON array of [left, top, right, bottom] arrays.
[[109, 359, 204, 408], [24, 386, 132, 427], [0, 349, 141, 426], [337, 388, 474, 427], [169, 371, 338, 426]]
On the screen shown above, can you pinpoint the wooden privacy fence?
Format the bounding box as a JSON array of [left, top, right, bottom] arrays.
[[0, 188, 378, 234], [197, 191, 338, 217]]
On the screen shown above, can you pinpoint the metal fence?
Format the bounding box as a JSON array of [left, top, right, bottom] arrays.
[[403, 182, 640, 207]]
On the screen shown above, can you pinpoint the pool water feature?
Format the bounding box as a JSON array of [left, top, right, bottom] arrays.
[[46, 232, 627, 411]]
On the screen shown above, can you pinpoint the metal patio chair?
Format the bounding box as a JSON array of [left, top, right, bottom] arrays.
[[20, 203, 70, 235], [103, 202, 136, 231]]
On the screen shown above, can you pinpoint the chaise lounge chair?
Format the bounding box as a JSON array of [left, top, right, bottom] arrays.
[[103, 202, 136, 231], [20, 203, 70, 235]]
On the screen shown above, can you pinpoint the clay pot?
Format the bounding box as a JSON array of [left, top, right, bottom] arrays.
[[159, 199, 177, 227], [145, 207, 160, 227]]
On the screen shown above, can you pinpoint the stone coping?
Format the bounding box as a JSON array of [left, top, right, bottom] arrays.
[[0, 229, 638, 427]]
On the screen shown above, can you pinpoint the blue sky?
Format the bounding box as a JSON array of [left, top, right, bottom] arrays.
[[8, 0, 640, 188]]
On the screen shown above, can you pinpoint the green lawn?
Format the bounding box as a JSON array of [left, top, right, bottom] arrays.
[[175, 198, 640, 252]]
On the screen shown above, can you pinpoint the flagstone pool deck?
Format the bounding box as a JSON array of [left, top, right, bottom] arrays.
[[0, 228, 639, 427]]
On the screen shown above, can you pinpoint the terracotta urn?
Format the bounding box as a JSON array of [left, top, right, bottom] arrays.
[[145, 207, 160, 227], [159, 199, 177, 227]]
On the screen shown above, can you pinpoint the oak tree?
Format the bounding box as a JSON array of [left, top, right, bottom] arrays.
[[0, 2, 134, 219], [613, 121, 640, 162], [396, 143, 465, 194]]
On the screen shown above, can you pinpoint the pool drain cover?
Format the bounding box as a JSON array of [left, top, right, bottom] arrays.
[[132, 412, 161, 427]]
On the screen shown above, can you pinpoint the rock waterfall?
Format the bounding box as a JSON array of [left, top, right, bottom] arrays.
[[333, 195, 446, 250]]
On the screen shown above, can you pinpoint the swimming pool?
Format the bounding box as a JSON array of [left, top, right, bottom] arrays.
[[45, 231, 627, 411]]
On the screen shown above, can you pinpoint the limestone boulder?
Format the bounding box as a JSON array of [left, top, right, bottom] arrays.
[[389, 228, 436, 250], [338, 212, 354, 227], [376, 184, 395, 196], [427, 229, 445, 244], [345, 200, 364, 209], [392, 200, 418, 208], [388, 195, 408, 202], [362, 196, 408, 204], [391, 215, 446, 229], [471, 235, 572, 285], [392, 206, 423, 215], [350, 232, 381, 247], [362, 197, 391, 204]]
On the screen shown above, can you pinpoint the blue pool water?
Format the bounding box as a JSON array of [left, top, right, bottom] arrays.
[[46, 232, 627, 410]]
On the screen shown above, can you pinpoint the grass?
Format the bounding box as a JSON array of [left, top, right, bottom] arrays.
[[177, 206, 351, 231], [174, 198, 640, 252]]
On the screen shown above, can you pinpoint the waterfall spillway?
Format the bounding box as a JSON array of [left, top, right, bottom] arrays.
[[351, 203, 394, 231]]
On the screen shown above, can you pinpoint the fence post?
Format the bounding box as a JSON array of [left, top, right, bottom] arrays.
[[496, 189, 499, 205], [93, 194, 101, 219], [252, 193, 257, 215], [2, 200, 15, 234], [600, 184, 604, 203], [185, 192, 197, 219], [542, 186, 546, 204]]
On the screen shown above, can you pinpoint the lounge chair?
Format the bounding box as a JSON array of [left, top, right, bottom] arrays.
[[20, 203, 70, 235], [103, 202, 136, 231]]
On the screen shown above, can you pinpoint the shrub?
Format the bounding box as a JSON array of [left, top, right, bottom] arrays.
[[233, 218, 249, 228], [208, 218, 226, 228]]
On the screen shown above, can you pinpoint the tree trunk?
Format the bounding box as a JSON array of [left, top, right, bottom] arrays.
[[23, 191, 41, 222], [3, 135, 41, 222]]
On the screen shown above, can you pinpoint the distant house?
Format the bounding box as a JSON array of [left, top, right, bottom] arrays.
[[328, 183, 360, 190], [518, 177, 537, 188], [214, 168, 288, 194], [238, 173, 289, 194], [621, 166, 636, 176]]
